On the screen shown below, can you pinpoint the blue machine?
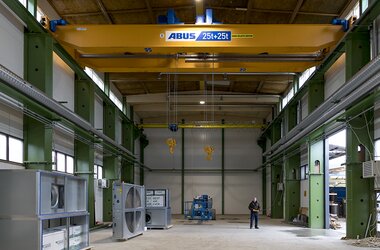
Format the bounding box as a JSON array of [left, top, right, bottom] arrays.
[[184, 195, 215, 221]]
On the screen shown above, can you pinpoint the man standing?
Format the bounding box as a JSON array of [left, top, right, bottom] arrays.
[[248, 197, 260, 229]]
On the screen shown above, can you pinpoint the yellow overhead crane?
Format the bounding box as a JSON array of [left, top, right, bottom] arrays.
[[49, 24, 345, 73]]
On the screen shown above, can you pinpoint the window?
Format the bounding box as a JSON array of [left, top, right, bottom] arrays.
[[0, 133, 23, 164], [0, 134, 6, 160], [52, 150, 75, 174], [36, 8, 45, 22], [300, 164, 309, 180], [345, 1, 360, 20], [299, 66, 316, 89], [281, 86, 295, 109], [110, 91, 123, 111], [66, 156, 74, 174], [94, 164, 103, 179], [9, 137, 23, 163], [84, 67, 105, 91], [18, 0, 27, 7]]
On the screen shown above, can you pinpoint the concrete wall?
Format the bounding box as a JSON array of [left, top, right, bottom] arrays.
[[52, 52, 75, 111], [324, 54, 346, 100], [144, 128, 262, 214], [0, 3, 24, 78], [265, 165, 271, 216]]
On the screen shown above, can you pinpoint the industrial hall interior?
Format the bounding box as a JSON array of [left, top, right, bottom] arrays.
[[3, 0, 380, 249]]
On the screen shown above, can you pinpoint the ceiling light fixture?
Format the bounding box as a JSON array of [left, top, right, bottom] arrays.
[[199, 100, 206, 105]]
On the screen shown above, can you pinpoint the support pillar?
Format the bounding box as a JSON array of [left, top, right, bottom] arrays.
[[284, 153, 300, 222], [181, 119, 185, 214], [258, 137, 267, 215], [271, 164, 283, 218], [345, 31, 375, 239], [286, 103, 298, 132], [139, 135, 149, 185], [221, 120, 225, 215], [346, 112, 375, 238], [121, 119, 134, 183], [24, 33, 53, 170], [309, 139, 325, 229], [103, 102, 118, 222], [271, 121, 281, 145], [74, 79, 95, 227], [308, 76, 324, 113]]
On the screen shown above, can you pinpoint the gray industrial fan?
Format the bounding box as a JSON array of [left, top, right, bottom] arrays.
[[113, 182, 145, 240]]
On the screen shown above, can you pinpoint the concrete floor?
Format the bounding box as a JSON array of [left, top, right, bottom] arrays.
[[90, 215, 369, 250]]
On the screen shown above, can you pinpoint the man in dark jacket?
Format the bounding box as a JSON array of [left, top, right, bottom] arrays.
[[248, 197, 260, 229]]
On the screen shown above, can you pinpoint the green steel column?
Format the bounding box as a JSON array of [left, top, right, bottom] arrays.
[[103, 102, 118, 222], [271, 121, 281, 145], [308, 76, 324, 113], [221, 120, 225, 215], [121, 119, 134, 183], [258, 137, 267, 215], [345, 31, 374, 239], [74, 79, 95, 227], [309, 139, 325, 229], [346, 112, 375, 238], [103, 73, 110, 97], [271, 164, 283, 218], [24, 32, 53, 170], [139, 135, 149, 185], [286, 103, 297, 132], [284, 153, 300, 222], [181, 119, 185, 214]]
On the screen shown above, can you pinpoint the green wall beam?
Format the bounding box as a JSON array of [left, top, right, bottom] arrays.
[[309, 140, 325, 229], [271, 164, 283, 218], [103, 103, 118, 222], [308, 76, 324, 114], [346, 111, 375, 238], [345, 30, 375, 239], [284, 153, 300, 222], [221, 120, 225, 215], [74, 79, 95, 227], [121, 120, 134, 183], [24, 32, 53, 170], [181, 119, 185, 214]]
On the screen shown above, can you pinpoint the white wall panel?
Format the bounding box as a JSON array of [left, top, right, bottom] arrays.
[[144, 172, 181, 214], [225, 172, 261, 214], [53, 129, 74, 156], [225, 129, 261, 169], [184, 173, 222, 214], [0, 4, 24, 77], [0, 102, 23, 138], [324, 53, 346, 99], [94, 95, 103, 132], [94, 149, 103, 166], [145, 128, 182, 169], [52, 53, 75, 111], [185, 129, 221, 169]]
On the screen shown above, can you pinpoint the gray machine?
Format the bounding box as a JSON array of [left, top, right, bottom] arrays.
[[112, 181, 145, 240], [145, 189, 172, 229], [0, 169, 89, 250]]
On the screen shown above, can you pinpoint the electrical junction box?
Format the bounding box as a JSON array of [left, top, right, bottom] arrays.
[[362, 160, 380, 178], [97, 179, 108, 188]]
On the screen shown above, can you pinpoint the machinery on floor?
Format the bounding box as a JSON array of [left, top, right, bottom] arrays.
[[184, 195, 215, 221], [0, 170, 89, 250], [145, 189, 172, 229], [112, 182, 145, 240]]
